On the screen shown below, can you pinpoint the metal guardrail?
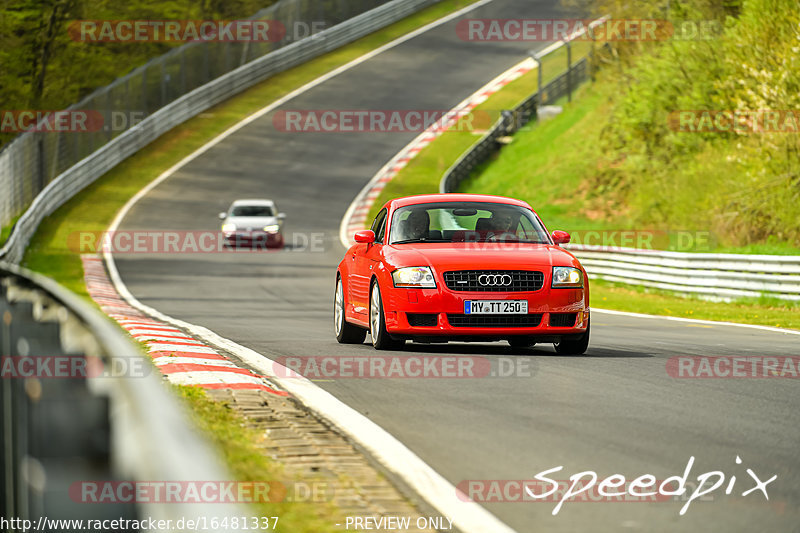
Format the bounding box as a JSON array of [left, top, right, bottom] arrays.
[[1, 262, 245, 524], [0, 0, 440, 264], [565, 245, 800, 301]]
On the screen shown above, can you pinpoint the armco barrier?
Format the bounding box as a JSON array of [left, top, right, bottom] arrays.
[[0, 0, 440, 264], [565, 245, 800, 301], [1, 261, 245, 523]]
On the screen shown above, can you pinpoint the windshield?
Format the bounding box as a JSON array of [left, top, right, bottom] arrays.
[[231, 205, 275, 217], [389, 202, 550, 244]]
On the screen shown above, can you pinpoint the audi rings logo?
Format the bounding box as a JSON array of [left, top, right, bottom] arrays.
[[478, 274, 512, 286]]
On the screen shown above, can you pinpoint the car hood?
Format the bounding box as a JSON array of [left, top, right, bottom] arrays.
[[225, 216, 280, 229], [383, 242, 583, 271]]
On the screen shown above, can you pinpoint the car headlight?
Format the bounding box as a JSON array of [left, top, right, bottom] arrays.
[[263, 224, 280, 233], [392, 267, 436, 288], [222, 223, 237, 232], [552, 266, 583, 288]]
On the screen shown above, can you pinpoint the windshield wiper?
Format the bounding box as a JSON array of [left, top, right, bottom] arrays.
[[391, 238, 448, 244]]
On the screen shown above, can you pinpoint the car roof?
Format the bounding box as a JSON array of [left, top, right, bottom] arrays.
[[231, 198, 275, 206], [387, 193, 530, 210]]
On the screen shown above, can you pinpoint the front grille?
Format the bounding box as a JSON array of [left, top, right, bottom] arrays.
[[407, 313, 438, 327], [446, 314, 543, 328], [549, 313, 577, 327], [443, 270, 544, 292]]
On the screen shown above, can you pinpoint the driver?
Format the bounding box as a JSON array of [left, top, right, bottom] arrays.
[[404, 209, 430, 240], [488, 210, 515, 240]]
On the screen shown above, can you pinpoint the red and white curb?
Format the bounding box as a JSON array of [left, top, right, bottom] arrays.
[[81, 254, 288, 396], [338, 57, 536, 247]]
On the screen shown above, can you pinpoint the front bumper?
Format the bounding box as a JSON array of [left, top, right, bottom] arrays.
[[382, 285, 588, 339], [223, 231, 283, 248]]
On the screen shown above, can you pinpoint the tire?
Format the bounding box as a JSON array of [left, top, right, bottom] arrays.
[[334, 277, 367, 344], [554, 317, 590, 355], [508, 337, 536, 348], [369, 280, 405, 350]]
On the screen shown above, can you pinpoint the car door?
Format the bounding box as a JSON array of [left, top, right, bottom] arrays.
[[349, 209, 387, 316]]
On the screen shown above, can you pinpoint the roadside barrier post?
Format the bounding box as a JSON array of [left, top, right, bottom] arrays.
[[566, 39, 572, 103]]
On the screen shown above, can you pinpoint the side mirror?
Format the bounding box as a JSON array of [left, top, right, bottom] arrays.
[[354, 230, 375, 244], [551, 230, 571, 245], [277, 213, 286, 220], [218, 212, 227, 220]]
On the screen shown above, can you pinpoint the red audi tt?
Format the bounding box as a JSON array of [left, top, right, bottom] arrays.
[[334, 194, 590, 353]]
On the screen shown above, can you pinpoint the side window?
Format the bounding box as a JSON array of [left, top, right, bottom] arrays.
[[370, 209, 388, 243]]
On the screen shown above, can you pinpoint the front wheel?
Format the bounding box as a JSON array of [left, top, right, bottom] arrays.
[[554, 318, 590, 355], [334, 277, 366, 344], [369, 281, 405, 350]]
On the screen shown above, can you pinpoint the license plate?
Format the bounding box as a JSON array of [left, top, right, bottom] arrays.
[[464, 300, 528, 314]]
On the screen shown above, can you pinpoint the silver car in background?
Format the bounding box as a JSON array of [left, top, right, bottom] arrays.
[[219, 199, 286, 249]]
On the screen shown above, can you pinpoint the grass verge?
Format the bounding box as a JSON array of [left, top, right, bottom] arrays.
[[21, 0, 481, 297], [175, 386, 339, 532], [366, 40, 591, 221]]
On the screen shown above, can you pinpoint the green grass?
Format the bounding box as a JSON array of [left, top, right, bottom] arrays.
[[366, 40, 592, 221], [21, 0, 481, 297], [592, 280, 800, 331], [460, 82, 614, 233], [175, 386, 339, 532]]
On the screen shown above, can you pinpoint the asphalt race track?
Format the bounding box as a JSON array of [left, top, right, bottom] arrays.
[[112, 0, 800, 531]]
